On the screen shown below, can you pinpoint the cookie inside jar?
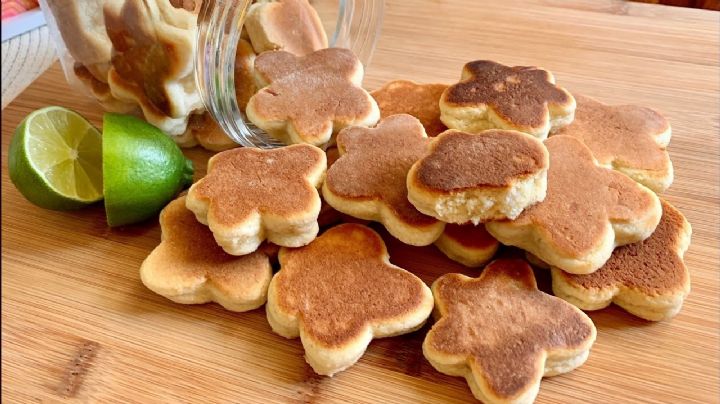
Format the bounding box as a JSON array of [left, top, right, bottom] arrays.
[[43, 0, 385, 150]]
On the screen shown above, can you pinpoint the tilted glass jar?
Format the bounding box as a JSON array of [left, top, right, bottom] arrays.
[[41, 0, 384, 149], [196, 0, 384, 148]]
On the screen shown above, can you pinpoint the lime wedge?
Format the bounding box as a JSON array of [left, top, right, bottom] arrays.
[[8, 106, 103, 210], [102, 113, 194, 227]]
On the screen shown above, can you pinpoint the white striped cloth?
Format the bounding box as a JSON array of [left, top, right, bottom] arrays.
[[2, 24, 57, 109]]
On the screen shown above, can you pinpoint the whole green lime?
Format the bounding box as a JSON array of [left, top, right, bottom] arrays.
[[8, 106, 103, 210], [103, 113, 194, 227]]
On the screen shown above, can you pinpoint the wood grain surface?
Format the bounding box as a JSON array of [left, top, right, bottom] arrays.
[[2, 0, 719, 402]]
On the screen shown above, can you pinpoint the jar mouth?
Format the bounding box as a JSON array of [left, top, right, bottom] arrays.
[[195, 0, 384, 149]]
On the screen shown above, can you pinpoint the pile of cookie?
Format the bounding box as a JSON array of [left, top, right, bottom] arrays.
[[44, 0, 330, 150], [139, 37, 692, 403]]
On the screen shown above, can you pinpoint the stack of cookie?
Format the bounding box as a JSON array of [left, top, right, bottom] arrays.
[[139, 46, 691, 403], [45, 0, 331, 149]]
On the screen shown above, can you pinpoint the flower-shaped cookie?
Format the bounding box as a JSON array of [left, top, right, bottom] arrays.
[[440, 60, 576, 139], [246, 48, 380, 146], [371, 80, 449, 136], [322, 114, 444, 246], [551, 94, 673, 193], [423, 259, 596, 404], [267, 223, 434, 376], [104, 0, 203, 135], [245, 0, 328, 56], [486, 135, 662, 274], [186, 144, 326, 255], [552, 199, 691, 321], [140, 196, 274, 312], [407, 129, 549, 224], [434, 223, 499, 267]]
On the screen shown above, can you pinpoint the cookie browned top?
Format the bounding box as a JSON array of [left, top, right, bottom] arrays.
[[443, 60, 573, 128], [148, 196, 273, 292], [371, 80, 448, 136], [442, 223, 498, 250], [557, 200, 690, 294], [510, 136, 659, 256], [326, 114, 438, 226], [190, 144, 325, 227], [249, 48, 376, 145], [248, 0, 327, 56], [552, 94, 671, 171], [274, 224, 430, 347], [411, 129, 548, 192], [426, 259, 595, 399]]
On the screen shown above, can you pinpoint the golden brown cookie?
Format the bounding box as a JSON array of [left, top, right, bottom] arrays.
[[187, 112, 237, 152], [486, 135, 662, 275], [245, 0, 328, 56], [267, 223, 434, 376], [551, 94, 673, 193], [440, 60, 575, 139], [434, 223, 500, 267], [246, 48, 380, 146], [140, 196, 274, 312], [371, 80, 448, 136], [407, 129, 549, 224], [322, 114, 444, 246], [104, 0, 203, 136], [186, 144, 326, 255], [423, 259, 596, 404], [552, 199, 691, 321], [234, 38, 258, 111]]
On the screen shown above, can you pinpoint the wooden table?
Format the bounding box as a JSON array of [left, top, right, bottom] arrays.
[[2, 1, 719, 402]]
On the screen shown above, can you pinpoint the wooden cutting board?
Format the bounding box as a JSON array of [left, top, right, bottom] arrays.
[[2, 1, 719, 402]]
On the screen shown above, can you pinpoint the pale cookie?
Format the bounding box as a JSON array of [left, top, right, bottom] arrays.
[[172, 126, 199, 148], [551, 94, 673, 193], [486, 135, 662, 275], [45, 0, 116, 79], [407, 129, 549, 224], [435, 223, 500, 267], [140, 196, 274, 312], [246, 48, 380, 146], [423, 259, 596, 404], [552, 199, 691, 321], [440, 60, 575, 139], [323, 114, 444, 246], [371, 80, 448, 136], [73, 63, 137, 113], [186, 144, 326, 255], [104, 0, 203, 136], [45, 0, 135, 111], [267, 223, 434, 376], [246, 0, 328, 56]]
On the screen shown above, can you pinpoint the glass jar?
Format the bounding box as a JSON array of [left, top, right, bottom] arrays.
[[41, 0, 384, 149]]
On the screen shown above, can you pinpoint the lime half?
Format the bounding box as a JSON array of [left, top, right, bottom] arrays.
[[8, 106, 103, 210], [102, 113, 194, 227]]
